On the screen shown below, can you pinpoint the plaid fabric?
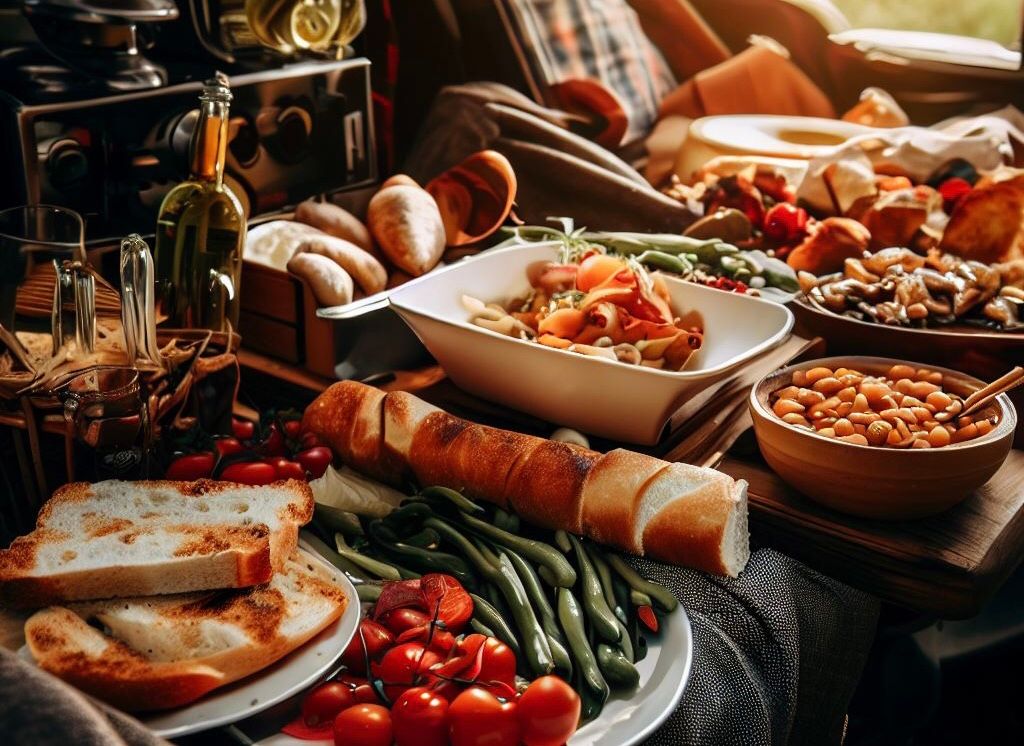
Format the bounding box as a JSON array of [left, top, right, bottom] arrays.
[[495, 0, 677, 141]]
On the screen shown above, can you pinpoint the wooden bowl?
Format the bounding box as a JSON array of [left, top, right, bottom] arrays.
[[749, 356, 1017, 519]]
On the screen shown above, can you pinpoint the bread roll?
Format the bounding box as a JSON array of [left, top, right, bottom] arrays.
[[297, 235, 388, 295], [303, 381, 751, 576], [367, 184, 446, 276], [294, 200, 376, 256], [287, 251, 353, 307]]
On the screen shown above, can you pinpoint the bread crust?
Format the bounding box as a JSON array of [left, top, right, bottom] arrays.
[[505, 440, 600, 532], [0, 480, 314, 607], [25, 551, 348, 712], [640, 468, 742, 575], [580, 450, 670, 553], [302, 381, 393, 483]]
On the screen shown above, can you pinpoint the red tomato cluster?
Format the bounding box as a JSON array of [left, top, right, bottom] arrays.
[[164, 414, 332, 484], [285, 575, 581, 746]]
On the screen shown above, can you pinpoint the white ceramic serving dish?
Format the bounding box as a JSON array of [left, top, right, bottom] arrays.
[[388, 241, 794, 444]]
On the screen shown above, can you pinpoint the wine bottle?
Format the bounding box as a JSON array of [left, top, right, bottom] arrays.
[[154, 73, 246, 331]]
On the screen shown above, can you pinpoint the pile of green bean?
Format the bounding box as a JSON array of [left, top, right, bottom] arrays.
[[307, 486, 678, 721], [506, 224, 799, 293]]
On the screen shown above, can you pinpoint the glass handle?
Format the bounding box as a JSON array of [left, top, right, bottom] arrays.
[[74, 265, 96, 355]]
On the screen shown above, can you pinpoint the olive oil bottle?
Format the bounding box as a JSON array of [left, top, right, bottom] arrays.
[[154, 74, 246, 331]]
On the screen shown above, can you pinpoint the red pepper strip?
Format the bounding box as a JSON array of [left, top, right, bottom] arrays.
[[371, 578, 425, 623], [421, 574, 474, 634], [432, 633, 487, 680], [282, 715, 334, 741], [637, 604, 659, 632]]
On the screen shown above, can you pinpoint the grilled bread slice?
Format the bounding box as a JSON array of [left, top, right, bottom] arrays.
[[24, 549, 348, 712], [0, 479, 314, 607]]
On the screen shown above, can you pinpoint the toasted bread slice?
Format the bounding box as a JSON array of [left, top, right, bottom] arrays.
[[24, 549, 348, 712], [0, 479, 314, 607]]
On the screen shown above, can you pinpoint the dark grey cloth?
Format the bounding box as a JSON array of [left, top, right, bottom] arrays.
[[634, 548, 879, 746], [0, 647, 168, 746]]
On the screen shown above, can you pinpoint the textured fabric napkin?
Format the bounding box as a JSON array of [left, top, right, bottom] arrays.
[[633, 548, 879, 746]]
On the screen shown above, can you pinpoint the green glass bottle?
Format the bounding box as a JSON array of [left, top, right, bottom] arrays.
[[154, 74, 246, 331]]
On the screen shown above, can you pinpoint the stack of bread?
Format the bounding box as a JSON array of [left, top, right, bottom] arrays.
[[303, 381, 751, 577], [0, 479, 347, 712]]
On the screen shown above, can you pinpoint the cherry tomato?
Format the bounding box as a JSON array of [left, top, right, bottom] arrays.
[[448, 687, 519, 746], [259, 423, 286, 456], [371, 643, 443, 701], [380, 608, 431, 635], [296, 446, 332, 479], [396, 625, 456, 654], [231, 417, 255, 441], [213, 437, 244, 458], [301, 431, 322, 449], [939, 177, 972, 213], [333, 703, 392, 746], [517, 675, 581, 746], [435, 635, 516, 691], [220, 461, 277, 485], [337, 674, 384, 704], [165, 452, 214, 480], [391, 687, 449, 746], [283, 419, 303, 439], [264, 457, 306, 481], [302, 682, 356, 727], [762, 203, 808, 244], [341, 620, 396, 670]]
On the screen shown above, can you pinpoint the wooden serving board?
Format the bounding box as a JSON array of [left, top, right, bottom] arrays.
[[720, 449, 1024, 620]]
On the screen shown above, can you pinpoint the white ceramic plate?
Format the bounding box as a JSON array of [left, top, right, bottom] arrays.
[[254, 603, 693, 746], [387, 241, 793, 444], [19, 539, 360, 740]]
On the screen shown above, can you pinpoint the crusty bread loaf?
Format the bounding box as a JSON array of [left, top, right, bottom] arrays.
[[24, 549, 347, 712], [0, 480, 313, 606], [302, 381, 392, 483], [579, 449, 669, 553], [637, 463, 749, 576], [303, 381, 750, 576]]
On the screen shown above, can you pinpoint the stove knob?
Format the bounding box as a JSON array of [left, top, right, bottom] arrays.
[[168, 109, 200, 169], [41, 137, 88, 190], [228, 117, 260, 168]]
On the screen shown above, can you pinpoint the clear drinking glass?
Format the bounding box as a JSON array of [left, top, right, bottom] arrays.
[[58, 366, 152, 479], [0, 205, 86, 332]]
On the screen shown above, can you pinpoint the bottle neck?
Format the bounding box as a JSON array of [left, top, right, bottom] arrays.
[[190, 99, 230, 186]]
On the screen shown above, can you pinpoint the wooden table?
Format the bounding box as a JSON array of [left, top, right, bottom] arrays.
[[239, 349, 1024, 620]]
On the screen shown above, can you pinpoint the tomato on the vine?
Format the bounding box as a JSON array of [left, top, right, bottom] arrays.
[[341, 620, 395, 670], [391, 687, 449, 746], [370, 643, 443, 701], [296, 446, 332, 479], [165, 452, 214, 480], [379, 607, 432, 635], [263, 457, 306, 481], [448, 687, 519, 746], [333, 703, 392, 746], [517, 675, 581, 746], [435, 634, 516, 692], [301, 682, 356, 727], [213, 437, 244, 458], [283, 419, 303, 439], [220, 461, 277, 485], [231, 417, 255, 441]]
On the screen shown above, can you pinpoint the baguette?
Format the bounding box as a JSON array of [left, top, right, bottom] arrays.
[[24, 549, 347, 712], [303, 381, 750, 575], [0, 480, 313, 606]]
